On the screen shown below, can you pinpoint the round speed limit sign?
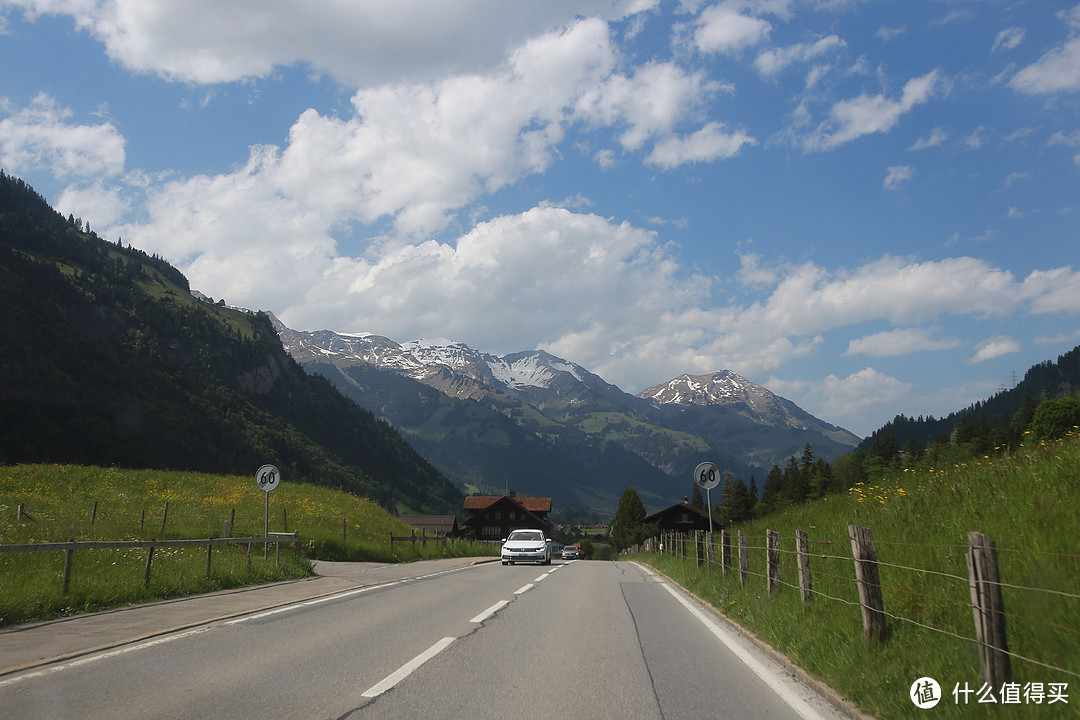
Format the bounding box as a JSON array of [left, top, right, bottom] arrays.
[[694, 462, 721, 491], [255, 464, 281, 492]]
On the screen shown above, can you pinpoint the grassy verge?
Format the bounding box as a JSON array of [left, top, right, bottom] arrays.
[[629, 434, 1080, 719], [0, 464, 495, 626]]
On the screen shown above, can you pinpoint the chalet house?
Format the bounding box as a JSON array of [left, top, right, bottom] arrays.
[[462, 495, 552, 541], [643, 500, 715, 534], [399, 515, 460, 537]]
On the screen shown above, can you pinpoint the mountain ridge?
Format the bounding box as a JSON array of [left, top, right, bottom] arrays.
[[0, 172, 462, 515], [272, 317, 862, 514]]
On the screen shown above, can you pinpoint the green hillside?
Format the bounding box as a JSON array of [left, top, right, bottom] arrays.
[[0, 172, 461, 514], [0, 464, 491, 626], [632, 430, 1080, 719]]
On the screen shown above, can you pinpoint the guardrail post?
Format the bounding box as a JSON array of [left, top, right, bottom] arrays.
[[63, 538, 74, 594], [796, 529, 812, 604], [849, 524, 886, 642], [766, 529, 780, 595], [968, 531, 1011, 687]]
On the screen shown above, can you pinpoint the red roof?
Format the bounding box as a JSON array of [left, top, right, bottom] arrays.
[[463, 496, 551, 513]]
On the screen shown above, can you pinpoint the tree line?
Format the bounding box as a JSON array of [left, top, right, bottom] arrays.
[[608, 389, 1080, 550]]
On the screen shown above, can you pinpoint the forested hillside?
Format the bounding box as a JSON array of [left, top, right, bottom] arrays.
[[860, 344, 1080, 454], [0, 172, 461, 514]]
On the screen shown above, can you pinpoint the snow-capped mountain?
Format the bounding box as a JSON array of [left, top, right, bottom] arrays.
[[269, 314, 860, 513], [273, 313, 633, 406]]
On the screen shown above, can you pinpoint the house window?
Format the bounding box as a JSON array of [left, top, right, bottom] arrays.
[[494, 510, 501, 520], [509, 511, 516, 520], [482, 525, 500, 538]]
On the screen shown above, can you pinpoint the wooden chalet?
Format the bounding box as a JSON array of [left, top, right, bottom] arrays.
[[399, 515, 460, 537], [462, 495, 552, 542], [643, 499, 714, 534]]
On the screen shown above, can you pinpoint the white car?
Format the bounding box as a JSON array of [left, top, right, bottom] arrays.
[[501, 529, 551, 565]]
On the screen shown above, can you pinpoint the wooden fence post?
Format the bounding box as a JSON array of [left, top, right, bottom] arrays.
[[342, 518, 347, 548], [206, 542, 212, 578], [160, 501, 169, 534], [695, 530, 703, 567], [967, 531, 1011, 687], [63, 538, 74, 595], [738, 531, 748, 587], [706, 531, 714, 570], [796, 529, 812, 605], [144, 544, 155, 587], [91, 500, 97, 525], [283, 508, 288, 533], [140, 509, 145, 531], [721, 529, 731, 575], [849, 524, 887, 642], [766, 529, 780, 595], [17, 503, 23, 522]]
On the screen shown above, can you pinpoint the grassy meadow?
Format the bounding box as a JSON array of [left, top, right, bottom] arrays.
[[631, 433, 1080, 719], [0, 465, 494, 626]]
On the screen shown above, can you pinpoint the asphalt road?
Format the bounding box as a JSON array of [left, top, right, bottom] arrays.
[[0, 558, 853, 719]]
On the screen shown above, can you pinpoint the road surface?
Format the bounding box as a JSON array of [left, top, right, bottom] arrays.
[[0, 559, 852, 719]]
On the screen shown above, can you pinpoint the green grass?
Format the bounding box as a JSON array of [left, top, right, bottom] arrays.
[[629, 434, 1080, 719], [0, 465, 494, 626]]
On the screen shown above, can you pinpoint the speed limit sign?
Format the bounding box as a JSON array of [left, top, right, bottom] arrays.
[[694, 462, 721, 491], [255, 464, 280, 492]]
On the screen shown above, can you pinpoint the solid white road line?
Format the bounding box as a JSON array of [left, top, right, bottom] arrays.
[[361, 636, 456, 698], [655, 580, 830, 720], [470, 600, 509, 624]]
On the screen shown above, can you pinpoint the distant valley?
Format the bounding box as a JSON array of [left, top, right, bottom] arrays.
[[272, 317, 861, 515]]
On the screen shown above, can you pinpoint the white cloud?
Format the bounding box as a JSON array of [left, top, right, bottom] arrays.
[[754, 34, 845, 75], [909, 126, 949, 151], [0, 93, 125, 178], [969, 336, 1021, 363], [845, 327, 964, 357], [646, 122, 756, 167], [992, 27, 1026, 53], [883, 165, 914, 189], [691, 3, 772, 54], [770, 368, 913, 438], [10, 0, 654, 86], [577, 61, 722, 151], [803, 69, 942, 151], [1010, 5, 1080, 94]]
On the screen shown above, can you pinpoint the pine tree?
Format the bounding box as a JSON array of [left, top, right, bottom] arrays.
[[610, 487, 647, 550]]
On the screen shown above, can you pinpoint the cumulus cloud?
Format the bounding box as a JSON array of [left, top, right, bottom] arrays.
[[909, 126, 949, 150], [576, 61, 722, 151], [1010, 5, 1080, 94], [691, 3, 772, 54], [845, 327, 964, 357], [754, 34, 845, 75], [992, 27, 1026, 53], [803, 69, 942, 151], [770, 368, 913, 437], [8, 0, 654, 86], [883, 165, 914, 189], [0, 93, 125, 178], [646, 122, 756, 167], [969, 336, 1021, 363]]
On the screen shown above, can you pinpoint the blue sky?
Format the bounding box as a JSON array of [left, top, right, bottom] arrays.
[[1, 0, 1078, 437]]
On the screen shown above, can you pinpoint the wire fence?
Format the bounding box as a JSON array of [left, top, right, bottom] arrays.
[[624, 525, 1080, 688]]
